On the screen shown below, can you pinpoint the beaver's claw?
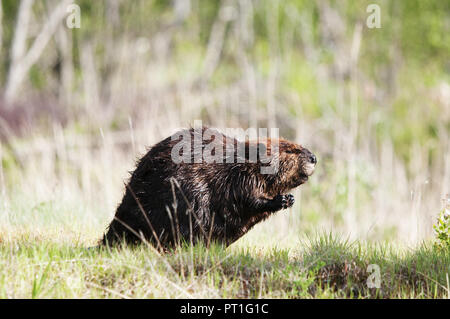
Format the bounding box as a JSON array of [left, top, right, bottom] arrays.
[[274, 194, 295, 209]]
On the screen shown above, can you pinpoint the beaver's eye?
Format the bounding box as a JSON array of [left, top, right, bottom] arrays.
[[285, 149, 301, 154]]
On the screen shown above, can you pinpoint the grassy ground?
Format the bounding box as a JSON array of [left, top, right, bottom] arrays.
[[0, 230, 448, 299], [0, 0, 448, 300], [0, 177, 448, 299]]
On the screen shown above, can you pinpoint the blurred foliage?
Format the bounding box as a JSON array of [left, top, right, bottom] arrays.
[[434, 206, 450, 250], [0, 1, 448, 239], [0, 0, 447, 164]]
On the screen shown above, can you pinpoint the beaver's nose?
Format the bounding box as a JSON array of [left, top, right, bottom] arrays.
[[309, 154, 317, 164]]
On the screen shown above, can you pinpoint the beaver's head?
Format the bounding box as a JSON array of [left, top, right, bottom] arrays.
[[278, 139, 316, 186], [258, 139, 317, 193]]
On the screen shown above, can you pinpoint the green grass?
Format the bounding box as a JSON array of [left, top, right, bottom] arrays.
[[0, 233, 448, 299], [0, 0, 448, 300]]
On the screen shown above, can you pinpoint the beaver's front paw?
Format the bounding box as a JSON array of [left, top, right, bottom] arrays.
[[274, 194, 295, 209]]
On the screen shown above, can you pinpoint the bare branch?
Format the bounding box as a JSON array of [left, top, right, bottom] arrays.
[[200, 0, 235, 82], [10, 0, 34, 65], [5, 0, 72, 104]]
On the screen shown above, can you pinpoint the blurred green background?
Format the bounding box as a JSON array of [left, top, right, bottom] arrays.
[[0, 0, 448, 245]]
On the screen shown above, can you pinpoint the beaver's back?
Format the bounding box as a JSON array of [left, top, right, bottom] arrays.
[[102, 128, 247, 247]]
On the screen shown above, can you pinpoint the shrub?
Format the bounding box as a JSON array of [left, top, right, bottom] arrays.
[[433, 197, 450, 249]]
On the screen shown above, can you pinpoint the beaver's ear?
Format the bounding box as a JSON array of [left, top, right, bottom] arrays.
[[257, 142, 267, 156], [234, 141, 266, 162], [247, 142, 268, 161]]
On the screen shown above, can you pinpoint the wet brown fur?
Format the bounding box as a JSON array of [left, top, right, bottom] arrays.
[[102, 127, 316, 248]]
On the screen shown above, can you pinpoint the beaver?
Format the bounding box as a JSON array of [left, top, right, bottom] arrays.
[[101, 126, 316, 248]]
